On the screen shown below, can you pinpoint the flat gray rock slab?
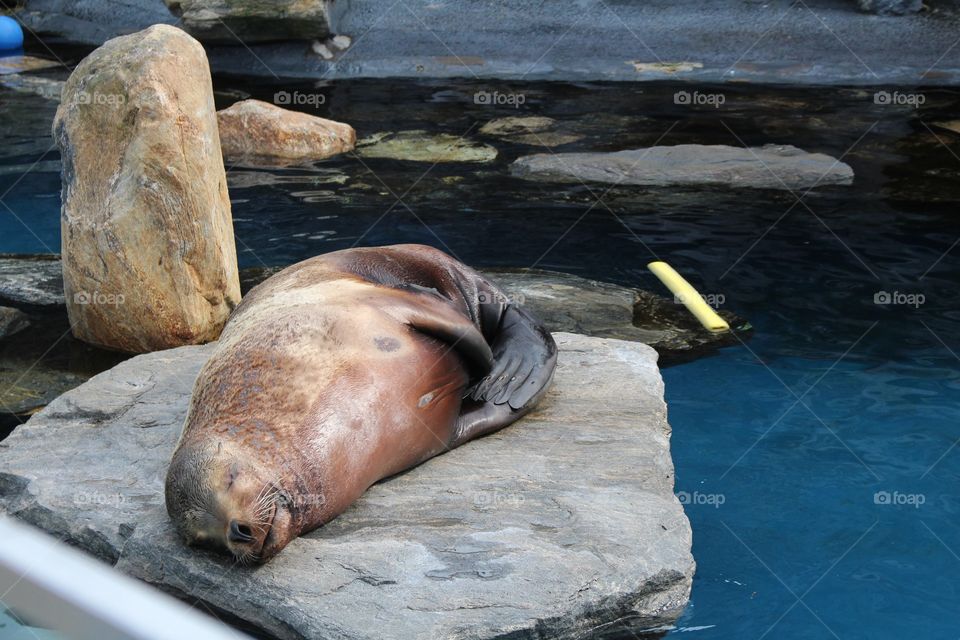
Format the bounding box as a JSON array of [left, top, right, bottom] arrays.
[[511, 144, 854, 191], [0, 332, 693, 639], [0, 256, 65, 309]]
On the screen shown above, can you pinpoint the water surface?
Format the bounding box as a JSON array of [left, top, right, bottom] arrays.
[[1, 74, 959, 639]]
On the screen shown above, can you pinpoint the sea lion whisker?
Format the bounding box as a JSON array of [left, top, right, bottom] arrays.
[[253, 493, 279, 518], [254, 481, 278, 505]]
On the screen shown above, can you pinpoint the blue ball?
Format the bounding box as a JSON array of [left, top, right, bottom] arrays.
[[0, 16, 25, 52]]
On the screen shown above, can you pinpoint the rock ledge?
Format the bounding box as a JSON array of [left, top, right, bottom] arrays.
[[0, 332, 693, 639]]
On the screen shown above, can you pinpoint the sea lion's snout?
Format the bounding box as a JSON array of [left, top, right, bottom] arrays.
[[165, 444, 291, 564], [228, 519, 255, 543], [219, 497, 276, 564]]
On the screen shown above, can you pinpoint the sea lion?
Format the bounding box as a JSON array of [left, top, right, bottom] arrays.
[[165, 244, 557, 563]]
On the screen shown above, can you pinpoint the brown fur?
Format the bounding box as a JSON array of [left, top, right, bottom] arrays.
[[165, 245, 552, 563]]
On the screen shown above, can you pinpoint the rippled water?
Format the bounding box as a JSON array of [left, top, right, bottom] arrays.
[[1, 74, 959, 638]]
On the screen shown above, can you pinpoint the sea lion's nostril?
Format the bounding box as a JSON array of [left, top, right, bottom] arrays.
[[228, 519, 254, 543]]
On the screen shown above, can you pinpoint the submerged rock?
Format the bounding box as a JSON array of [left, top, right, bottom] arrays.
[[0, 309, 127, 416], [0, 356, 88, 416], [0, 73, 65, 101], [217, 99, 355, 166], [479, 116, 556, 136], [166, 0, 332, 43], [53, 24, 241, 353], [0, 55, 61, 76], [0, 332, 693, 639], [0, 307, 29, 339], [511, 144, 854, 190], [933, 121, 960, 135], [226, 169, 349, 190], [357, 130, 498, 163], [479, 116, 584, 147]]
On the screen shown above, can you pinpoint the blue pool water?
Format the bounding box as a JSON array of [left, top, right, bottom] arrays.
[[1, 76, 959, 638]]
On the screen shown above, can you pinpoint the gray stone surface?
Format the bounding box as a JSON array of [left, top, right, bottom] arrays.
[[198, 0, 960, 84], [0, 255, 64, 308], [857, 0, 923, 15], [511, 144, 854, 191], [17, 0, 176, 45], [0, 332, 693, 639], [11, 0, 960, 83]]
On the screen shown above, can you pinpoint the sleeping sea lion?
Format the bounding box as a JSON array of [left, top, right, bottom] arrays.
[[165, 244, 557, 563]]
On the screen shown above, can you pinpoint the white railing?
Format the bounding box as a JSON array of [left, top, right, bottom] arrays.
[[0, 516, 250, 640]]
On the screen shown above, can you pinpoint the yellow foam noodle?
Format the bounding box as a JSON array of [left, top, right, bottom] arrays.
[[647, 261, 729, 333]]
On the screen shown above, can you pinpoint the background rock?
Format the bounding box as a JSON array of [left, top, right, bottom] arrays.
[[17, 0, 175, 45], [241, 266, 750, 364], [166, 0, 332, 43], [0, 332, 693, 639], [217, 98, 355, 167], [856, 0, 923, 14], [0, 255, 64, 309], [511, 144, 854, 191], [53, 24, 241, 353], [192, 0, 960, 85]]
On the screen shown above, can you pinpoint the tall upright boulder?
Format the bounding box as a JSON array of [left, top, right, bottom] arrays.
[[53, 24, 241, 353]]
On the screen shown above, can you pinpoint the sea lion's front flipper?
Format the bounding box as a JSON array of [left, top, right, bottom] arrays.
[[451, 302, 557, 447], [398, 284, 495, 376]]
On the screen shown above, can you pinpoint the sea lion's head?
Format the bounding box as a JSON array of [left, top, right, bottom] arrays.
[[164, 442, 297, 564]]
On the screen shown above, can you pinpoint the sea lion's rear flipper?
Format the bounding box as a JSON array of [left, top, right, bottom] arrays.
[[451, 300, 558, 447]]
